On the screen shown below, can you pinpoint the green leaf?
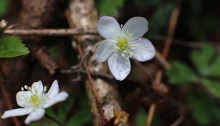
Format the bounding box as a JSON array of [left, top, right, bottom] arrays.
[[190, 45, 214, 75], [201, 79, 220, 98], [0, 36, 30, 58], [67, 95, 92, 126], [190, 45, 220, 77], [167, 61, 198, 85], [58, 96, 74, 122], [0, 0, 9, 17], [187, 91, 220, 125], [97, 0, 124, 15], [207, 57, 220, 77], [203, 52, 220, 77]]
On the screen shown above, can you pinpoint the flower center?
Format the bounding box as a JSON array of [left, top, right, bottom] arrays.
[[31, 94, 41, 107], [117, 37, 128, 51], [114, 35, 135, 59], [21, 84, 48, 108]]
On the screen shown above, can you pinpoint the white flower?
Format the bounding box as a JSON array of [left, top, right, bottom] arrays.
[[96, 16, 156, 81], [1, 80, 69, 124]]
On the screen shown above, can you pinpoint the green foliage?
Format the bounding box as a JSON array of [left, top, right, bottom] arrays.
[[66, 96, 92, 126], [167, 45, 220, 97], [187, 91, 220, 125], [201, 79, 220, 98], [191, 46, 220, 77], [190, 46, 214, 71], [0, 36, 30, 58], [0, 0, 9, 17], [96, 0, 124, 16], [167, 61, 198, 85], [168, 45, 220, 124]]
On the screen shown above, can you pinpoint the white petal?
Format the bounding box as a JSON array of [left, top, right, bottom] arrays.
[[97, 16, 121, 39], [1, 108, 33, 119], [16, 91, 32, 107], [47, 80, 59, 99], [131, 38, 155, 62], [43, 92, 68, 108], [96, 40, 115, 62], [32, 81, 43, 95], [122, 17, 148, 41], [25, 109, 45, 124], [108, 53, 131, 81]]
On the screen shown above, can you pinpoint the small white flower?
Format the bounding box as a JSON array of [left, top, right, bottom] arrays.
[[1, 80, 68, 124], [0, 19, 7, 28], [96, 16, 156, 81]]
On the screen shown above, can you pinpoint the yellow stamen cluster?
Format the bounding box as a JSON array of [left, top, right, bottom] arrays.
[[20, 85, 47, 107], [117, 36, 128, 51], [31, 94, 41, 107], [114, 34, 135, 59]]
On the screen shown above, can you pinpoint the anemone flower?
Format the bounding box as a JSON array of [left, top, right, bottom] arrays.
[[96, 16, 156, 81], [1, 80, 68, 124]]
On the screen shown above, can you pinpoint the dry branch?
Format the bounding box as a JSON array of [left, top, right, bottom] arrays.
[[3, 29, 98, 36], [67, 0, 128, 126]]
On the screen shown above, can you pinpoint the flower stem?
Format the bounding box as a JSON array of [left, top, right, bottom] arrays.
[[45, 114, 63, 126]]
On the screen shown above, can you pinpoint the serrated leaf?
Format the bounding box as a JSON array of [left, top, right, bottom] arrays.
[[0, 0, 8, 17], [97, 0, 124, 15], [201, 79, 220, 98], [0, 36, 30, 58], [187, 91, 220, 125], [167, 61, 198, 85]]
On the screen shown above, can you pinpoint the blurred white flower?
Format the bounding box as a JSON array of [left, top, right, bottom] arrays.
[[0, 19, 7, 28], [96, 16, 155, 81], [1, 80, 68, 124]]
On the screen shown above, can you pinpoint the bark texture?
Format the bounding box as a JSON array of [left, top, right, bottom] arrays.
[[68, 0, 128, 125]]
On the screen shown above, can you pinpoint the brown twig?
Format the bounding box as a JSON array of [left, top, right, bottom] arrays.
[[3, 28, 98, 36], [31, 46, 59, 75], [65, 10, 105, 125], [77, 43, 105, 124], [146, 1, 182, 126], [146, 104, 156, 126], [0, 74, 20, 126], [155, 51, 171, 70], [170, 116, 184, 126], [162, 1, 181, 59]]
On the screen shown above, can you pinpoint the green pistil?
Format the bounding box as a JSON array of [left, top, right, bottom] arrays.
[[117, 37, 128, 51], [31, 94, 41, 107]]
